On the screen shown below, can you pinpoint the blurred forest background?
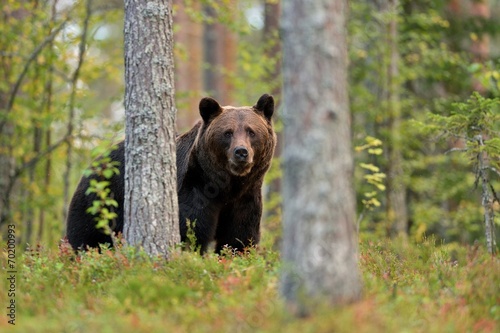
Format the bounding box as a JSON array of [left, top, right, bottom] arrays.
[[1, 0, 499, 252]]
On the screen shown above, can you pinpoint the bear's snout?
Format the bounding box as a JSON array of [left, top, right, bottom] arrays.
[[228, 145, 254, 176], [234, 146, 249, 161]]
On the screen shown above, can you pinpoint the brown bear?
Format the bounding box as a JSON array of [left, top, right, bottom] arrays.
[[66, 94, 276, 254]]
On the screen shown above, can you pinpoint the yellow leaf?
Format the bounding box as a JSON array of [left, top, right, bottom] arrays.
[[368, 148, 383, 155], [360, 163, 380, 172]]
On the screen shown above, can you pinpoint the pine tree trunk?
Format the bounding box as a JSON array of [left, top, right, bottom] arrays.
[[123, 0, 180, 257], [202, 4, 237, 104], [280, 0, 362, 312], [385, 0, 408, 237], [477, 135, 497, 255], [470, 0, 490, 93], [173, 0, 204, 130], [263, 0, 282, 227]]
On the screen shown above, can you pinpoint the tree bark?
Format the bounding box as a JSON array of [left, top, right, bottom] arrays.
[[202, 5, 237, 104], [384, 0, 408, 237], [0, 4, 30, 228], [173, 0, 204, 130], [263, 0, 282, 226], [477, 136, 497, 254], [280, 0, 362, 312], [264, 1, 281, 103], [123, 0, 180, 257], [470, 0, 490, 93]]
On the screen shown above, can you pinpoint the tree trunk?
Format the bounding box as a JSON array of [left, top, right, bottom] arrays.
[[38, 17, 56, 242], [280, 0, 362, 312], [0, 106, 14, 228], [0, 4, 30, 228], [264, 0, 281, 99], [263, 0, 282, 228], [23, 121, 42, 246], [202, 5, 237, 104], [384, 0, 408, 237], [173, 0, 204, 130], [123, 0, 180, 258], [470, 0, 490, 93], [477, 136, 496, 254]]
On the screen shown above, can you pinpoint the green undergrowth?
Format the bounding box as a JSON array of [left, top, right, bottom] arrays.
[[1, 238, 498, 332]]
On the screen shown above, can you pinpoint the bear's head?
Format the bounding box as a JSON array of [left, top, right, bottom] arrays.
[[197, 94, 276, 177]]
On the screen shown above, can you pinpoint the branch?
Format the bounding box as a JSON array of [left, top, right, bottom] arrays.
[[445, 147, 468, 154], [13, 135, 70, 179], [66, 0, 92, 138], [0, 17, 70, 133], [485, 166, 500, 178]]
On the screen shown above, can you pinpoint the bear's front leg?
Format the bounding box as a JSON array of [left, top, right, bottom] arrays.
[[215, 192, 262, 253], [178, 186, 220, 254]]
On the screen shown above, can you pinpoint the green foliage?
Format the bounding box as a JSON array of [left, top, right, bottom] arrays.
[[83, 145, 121, 235], [179, 0, 248, 33], [184, 219, 201, 252], [349, 0, 499, 244], [4, 0, 499, 263], [232, 36, 282, 105], [3, 238, 498, 332], [420, 92, 500, 252], [1, 0, 124, 245], [427, 92, 500, 169]]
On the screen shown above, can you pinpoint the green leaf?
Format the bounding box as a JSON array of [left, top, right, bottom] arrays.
[[105, 199, 119, 207], [103, 169, 115, 179]]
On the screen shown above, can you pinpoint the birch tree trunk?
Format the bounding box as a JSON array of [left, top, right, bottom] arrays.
[[280, 0, 362, 312], [123, 0, 180, 257]]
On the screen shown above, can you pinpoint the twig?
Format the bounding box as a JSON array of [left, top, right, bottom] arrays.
[[445, 147, 468, 154], [485, 166, 500, 178], [491, 184, 499, 204]]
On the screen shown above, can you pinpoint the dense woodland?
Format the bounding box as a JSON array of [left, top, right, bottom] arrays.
[[0, 0, 499, 330], [1, 0, 498, 252]]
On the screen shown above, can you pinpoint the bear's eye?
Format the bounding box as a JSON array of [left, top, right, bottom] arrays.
[[247, 129, 256, 137], [224, 131, 233, 138]]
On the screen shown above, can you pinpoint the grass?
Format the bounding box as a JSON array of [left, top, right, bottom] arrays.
[[1, 236, 498, 332]]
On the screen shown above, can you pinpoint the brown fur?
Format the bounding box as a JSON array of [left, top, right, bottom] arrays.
[[66, 94, 276, 254], [177, 94, 276, 253]]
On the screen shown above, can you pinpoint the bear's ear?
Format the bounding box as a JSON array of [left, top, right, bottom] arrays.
[[199, 97, 222, 123], [254, 94, 274, 121]]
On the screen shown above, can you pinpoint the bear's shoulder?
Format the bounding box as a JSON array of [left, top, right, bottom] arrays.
[[176, 120, 202, 190]]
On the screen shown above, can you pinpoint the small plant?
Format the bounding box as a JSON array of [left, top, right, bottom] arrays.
[[355, 136, 386, 229], [83, 145, 121, 238], [425, 92, 500, 254], [14, 235, 499, 332], [184, 219, 201, 253]]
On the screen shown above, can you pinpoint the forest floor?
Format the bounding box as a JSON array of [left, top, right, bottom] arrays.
[[1, 236, 498, 332]]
